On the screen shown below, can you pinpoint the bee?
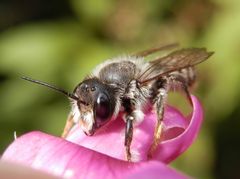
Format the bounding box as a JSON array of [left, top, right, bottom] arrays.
[[22, 44, 213, 161]]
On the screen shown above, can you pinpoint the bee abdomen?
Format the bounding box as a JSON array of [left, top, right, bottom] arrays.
[[169, 67, 196, 87]]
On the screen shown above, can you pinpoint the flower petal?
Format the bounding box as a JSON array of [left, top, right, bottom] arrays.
[[0, 161, 59, 179], [2, 132, 188, 179], [66, 95, 203, 163]]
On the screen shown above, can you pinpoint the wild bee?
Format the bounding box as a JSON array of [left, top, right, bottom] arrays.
[[22, 44, 213, 161]]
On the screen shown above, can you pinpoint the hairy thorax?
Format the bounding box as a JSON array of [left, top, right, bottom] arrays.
[[98, 61, 137, 86]]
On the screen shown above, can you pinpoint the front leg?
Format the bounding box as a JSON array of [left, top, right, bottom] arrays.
[[61, 114, 74, 138], [123, 80, 146, 162], [125, 114, 134, 162]]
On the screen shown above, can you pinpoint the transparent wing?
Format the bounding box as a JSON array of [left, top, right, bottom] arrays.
[[138, 48, 214, 84], [132, 43, 179, 57]]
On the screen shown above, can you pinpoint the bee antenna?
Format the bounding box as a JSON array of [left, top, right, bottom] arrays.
[[21, 76, 79, 101]]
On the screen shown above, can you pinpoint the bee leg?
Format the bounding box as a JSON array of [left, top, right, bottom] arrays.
[[173, 75, 192, 106], [148, 83, 168, 159], [147, 75, 192, 159], [61, 115, 74, 138], [125, 115, 134, 162]]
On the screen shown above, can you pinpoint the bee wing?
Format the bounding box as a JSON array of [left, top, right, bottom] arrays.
[[132, 43, 179, 57], [138, 48, 214, 84]]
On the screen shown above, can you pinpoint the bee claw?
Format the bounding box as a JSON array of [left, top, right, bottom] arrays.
[[125, 145, 132, 162]]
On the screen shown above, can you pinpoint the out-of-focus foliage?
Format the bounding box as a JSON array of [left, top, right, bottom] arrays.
[[0, 0, 239, 178]]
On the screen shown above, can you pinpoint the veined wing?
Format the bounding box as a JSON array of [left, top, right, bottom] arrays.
[[138, 48, 214, 84], [132, 43, 179, 57]]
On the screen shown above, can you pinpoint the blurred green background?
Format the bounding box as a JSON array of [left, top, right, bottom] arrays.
[[0, 0, 240, 178]]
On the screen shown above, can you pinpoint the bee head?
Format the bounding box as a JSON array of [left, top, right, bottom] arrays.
[[73, 78, 116, 136], [21, 76, 116, 136]]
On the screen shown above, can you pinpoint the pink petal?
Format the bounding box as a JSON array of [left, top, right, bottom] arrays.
[[2, 132, 188, 179], [0, 161, 59, 179], [66, 95, 203, 163], [154, 95, 203, 163]]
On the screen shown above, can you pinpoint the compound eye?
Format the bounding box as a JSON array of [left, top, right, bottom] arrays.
[[95, 93, 111, 124]]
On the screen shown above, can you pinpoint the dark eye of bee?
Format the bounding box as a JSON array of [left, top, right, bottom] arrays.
[[95, 93, 111, 124]]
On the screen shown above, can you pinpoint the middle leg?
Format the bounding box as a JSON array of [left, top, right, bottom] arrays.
[[147, 74, 192, 159], [147, 79, 168, 159]]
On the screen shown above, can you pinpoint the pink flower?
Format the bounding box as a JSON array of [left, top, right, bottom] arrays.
[[1, 95, 202, 179]]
